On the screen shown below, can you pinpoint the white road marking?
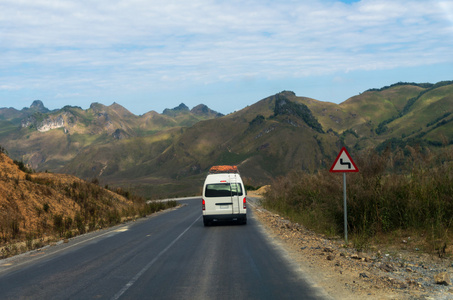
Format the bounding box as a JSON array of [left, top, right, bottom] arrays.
[[111, 215, 201, 300], [0, 225, 129, 272]]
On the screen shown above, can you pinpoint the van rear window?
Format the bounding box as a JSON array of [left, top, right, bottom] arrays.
[[205, 183, 243, 197]]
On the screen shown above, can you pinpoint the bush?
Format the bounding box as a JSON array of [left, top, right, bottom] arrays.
[[106, 209, 121, 225], [0, 145, 7, 154], [53, 214, 64, 236], [10, 218, 20, 239], [140, 200, 178, 216], [0, 177, 180, 258], [262, 146, 453, 249], [43, 203, 50, 213], [13, 160, 34, 174], [75, 213, 85, 234]]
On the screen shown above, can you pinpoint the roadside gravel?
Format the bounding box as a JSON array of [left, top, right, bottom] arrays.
[[248, 196, 453, 300]]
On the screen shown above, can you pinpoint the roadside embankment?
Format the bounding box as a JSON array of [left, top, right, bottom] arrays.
[[249, 192, 453, 300]]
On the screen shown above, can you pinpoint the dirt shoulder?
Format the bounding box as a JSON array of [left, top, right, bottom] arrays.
[[248, 193, 453, 300]]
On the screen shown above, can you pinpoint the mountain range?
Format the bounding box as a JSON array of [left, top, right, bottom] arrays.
[[1, 80, 452, 198]]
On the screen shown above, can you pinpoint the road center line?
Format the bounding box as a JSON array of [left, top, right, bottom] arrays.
[[111, 215, 201, 300]]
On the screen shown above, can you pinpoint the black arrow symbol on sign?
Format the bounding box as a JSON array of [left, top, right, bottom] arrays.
[[340, 158, 351, 169]]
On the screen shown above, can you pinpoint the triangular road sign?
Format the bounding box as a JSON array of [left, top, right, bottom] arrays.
[[330, 147, 359, 173]]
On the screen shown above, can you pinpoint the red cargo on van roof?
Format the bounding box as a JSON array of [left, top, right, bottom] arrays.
[[209, 165, 239, 174]]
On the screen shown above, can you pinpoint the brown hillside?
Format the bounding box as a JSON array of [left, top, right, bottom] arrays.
[[0, 152, 132, 253]]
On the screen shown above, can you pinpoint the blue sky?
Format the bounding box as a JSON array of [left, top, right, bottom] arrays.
[[0, 0, 452, 115]]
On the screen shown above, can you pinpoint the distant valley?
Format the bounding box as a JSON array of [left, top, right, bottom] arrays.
[[1, 81, 452, 198]]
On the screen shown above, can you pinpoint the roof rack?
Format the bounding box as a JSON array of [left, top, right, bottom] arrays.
[[209, 165, 239, 174]]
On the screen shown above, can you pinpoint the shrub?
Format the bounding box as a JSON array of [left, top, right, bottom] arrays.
[[13, 160, 34, 174], [10, 218, 20, 239], [106, 209, 121, 225], [0, 145, 7, 154], [53, 214, 64, 236], [262, 146, 453, 250], [75, 213, 85, 234], [26, 233, 34, 250]]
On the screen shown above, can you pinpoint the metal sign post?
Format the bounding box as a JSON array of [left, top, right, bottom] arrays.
[[343, 172, 347, 244], [330, 147, 359, 244]]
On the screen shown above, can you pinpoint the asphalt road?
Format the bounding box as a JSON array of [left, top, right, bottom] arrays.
[[0, 198, 329, 299]]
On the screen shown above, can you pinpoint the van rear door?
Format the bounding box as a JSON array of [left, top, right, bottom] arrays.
[[204, 183, 233, 214], [204, 176, 243, 216]]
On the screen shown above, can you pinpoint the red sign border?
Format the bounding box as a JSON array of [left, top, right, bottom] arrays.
[[329, 147, 359, 173]]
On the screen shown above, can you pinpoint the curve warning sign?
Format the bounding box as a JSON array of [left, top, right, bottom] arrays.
[[329, 147, 359, 173]]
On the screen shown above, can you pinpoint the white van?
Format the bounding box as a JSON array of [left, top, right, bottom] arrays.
[[202, 166, 247, 226]]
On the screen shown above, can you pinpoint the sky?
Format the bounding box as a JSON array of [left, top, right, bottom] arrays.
[[0, 0, 452, 115]]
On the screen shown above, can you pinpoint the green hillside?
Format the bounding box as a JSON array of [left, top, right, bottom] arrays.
[[1, 81, 452, 198]]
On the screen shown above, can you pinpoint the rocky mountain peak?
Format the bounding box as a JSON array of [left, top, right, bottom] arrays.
[[31, 100, 44, 108], [26, 100, 49, 113], [89, 102, 108, 112], [175, 103, 189, 111], [162, 103, 190, 116], [191, 104, 224, 118], [109, 102, 135, 118]]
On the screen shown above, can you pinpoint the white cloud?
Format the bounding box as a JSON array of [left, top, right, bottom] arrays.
[[55, 92, 81, 98], [0, 84, 21, 91], [0, 0, 452, 111]]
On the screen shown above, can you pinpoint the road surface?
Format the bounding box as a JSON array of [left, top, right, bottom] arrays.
[[0, 198, 329, 299]]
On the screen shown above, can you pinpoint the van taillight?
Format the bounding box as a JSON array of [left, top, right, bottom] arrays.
[[243, 197, 246, 209], [202, 199, 205, 210]]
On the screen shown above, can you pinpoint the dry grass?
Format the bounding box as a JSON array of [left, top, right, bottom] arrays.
[[0, 152, 177, 258], [262, 145, 453, 255]]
